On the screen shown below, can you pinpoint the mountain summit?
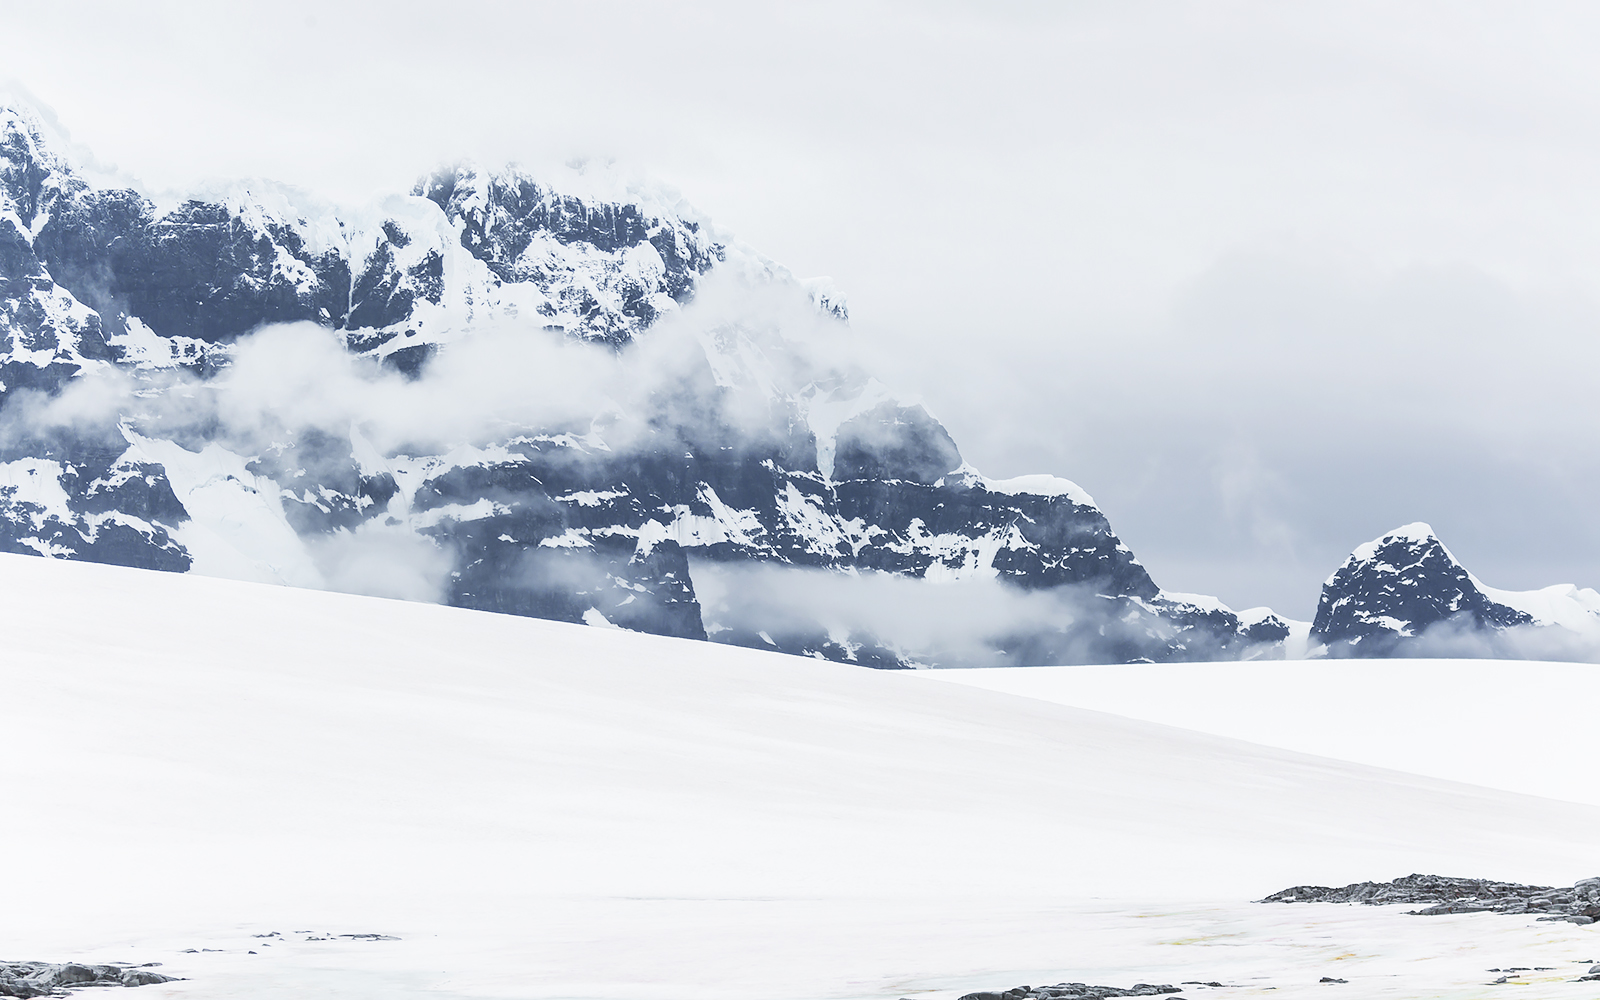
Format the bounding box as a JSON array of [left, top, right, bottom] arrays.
[[1312, 523, 1600, 657]]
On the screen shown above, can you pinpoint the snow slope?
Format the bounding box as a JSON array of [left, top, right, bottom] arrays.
[[2, 553, 1599, 999], [924, 661, 1600, 807]]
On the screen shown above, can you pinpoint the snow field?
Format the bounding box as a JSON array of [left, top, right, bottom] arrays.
[[2, 553, 1599, 999], [923, 660, 1600, 807]]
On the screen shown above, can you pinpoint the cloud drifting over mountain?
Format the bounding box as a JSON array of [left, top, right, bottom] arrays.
[[7, 1, 1600, 615]]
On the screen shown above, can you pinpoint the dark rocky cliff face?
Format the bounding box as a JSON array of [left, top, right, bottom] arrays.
[[0, 103, 1279, 666], [37, 193, 354, 346], [415, 165, 722, 345]]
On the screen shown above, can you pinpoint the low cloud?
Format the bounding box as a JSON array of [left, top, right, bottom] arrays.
[[0, 273, 873, 615], [6, 268, 853, 459], [306, 520, 455, 604], [690, 558, 1244, 667], [1395, 616, 1600, 663]]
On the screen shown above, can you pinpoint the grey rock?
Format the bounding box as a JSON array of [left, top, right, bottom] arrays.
[[959, 984, 1179, 1000], [0, 961, 175, 997], [1311, 525, 1532, 657], [1261, 873, 1600, 923]]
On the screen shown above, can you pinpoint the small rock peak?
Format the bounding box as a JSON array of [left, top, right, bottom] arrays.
[[0, 102, 71, 227], [1312, 523, 1538, 654]]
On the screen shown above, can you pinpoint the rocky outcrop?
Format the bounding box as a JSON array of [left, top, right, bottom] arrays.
[[1261, 873, 1600, 925], [957, 984, 1179, 1000], [1311, 523, 1529, 654], [415, 164, 722, 345], [0, 962, 174, 997]]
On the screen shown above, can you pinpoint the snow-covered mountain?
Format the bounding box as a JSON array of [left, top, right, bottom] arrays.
[[0, 102, 1288, 665], [1311, 522, 1600, 658]]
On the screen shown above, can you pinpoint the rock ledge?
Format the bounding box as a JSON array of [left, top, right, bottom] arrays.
[[958, 984, 1180, 1000], [0, 962, 175, 997]]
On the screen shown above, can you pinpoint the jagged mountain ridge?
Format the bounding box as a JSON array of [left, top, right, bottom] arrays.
[[1310, 522, 1600, 658], [0, 102, 1280, 666]]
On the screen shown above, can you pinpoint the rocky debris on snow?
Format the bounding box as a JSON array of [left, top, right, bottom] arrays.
[[1260, 873, 1600, 924], [0, 962, 175, 997], [249, 930, 397, 943], [957, 984, 1180, 1000], [1484, 966, 1594, 985]]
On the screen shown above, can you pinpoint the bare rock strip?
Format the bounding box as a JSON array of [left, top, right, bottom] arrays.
[[957, 984, 1180, 999], [0, 963, 175, 998], [1261, 873, 1600, 924]]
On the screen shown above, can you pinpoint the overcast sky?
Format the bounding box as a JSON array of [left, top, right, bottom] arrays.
[[6, 0, 1600, 617]]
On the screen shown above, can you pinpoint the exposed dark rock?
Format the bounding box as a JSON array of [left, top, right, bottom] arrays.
[[0, 962, 175, 997], [1261, 874, 1600, 923], [832, 402, 961, 485], [0, 100, 1291, 667], [1310, 524, 1534, 657], [0, 432, 191, 573], [247, 429, 398, 536], [37, 193, 353, 346], [958, 984, 1180, 1000], [1239, 610, 1292, 645], [415, 163, 723, 345]]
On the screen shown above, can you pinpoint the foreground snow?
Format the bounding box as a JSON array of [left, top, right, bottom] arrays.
[[2, 553, 1599, 999]]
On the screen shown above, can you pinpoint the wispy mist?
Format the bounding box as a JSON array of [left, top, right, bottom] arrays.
[[0, 269, 875, 608], [691, 559, 1246, 667], [6, 265, 852, 451], [1386, 617, 1600, 663]]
